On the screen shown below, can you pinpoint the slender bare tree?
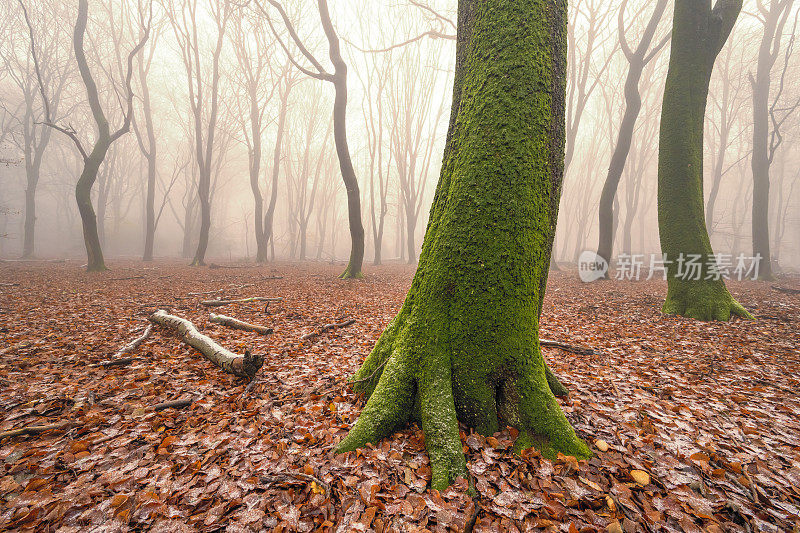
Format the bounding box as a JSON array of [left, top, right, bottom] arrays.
[[20, 0, 150, 271], [259, 0, 365, 278], [749, 0, 797, 279], [595, 0, 669, 268], [167, 0, 230, 266]]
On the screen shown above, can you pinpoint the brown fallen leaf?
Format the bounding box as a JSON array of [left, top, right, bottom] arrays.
[[630, 470, 650, 486]]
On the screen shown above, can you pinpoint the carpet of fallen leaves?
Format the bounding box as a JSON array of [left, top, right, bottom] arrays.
[[0, 260, 798, 533]]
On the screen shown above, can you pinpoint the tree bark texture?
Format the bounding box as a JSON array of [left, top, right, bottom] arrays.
[[337, 0, 589, 491], [657, 0, 751, 321]]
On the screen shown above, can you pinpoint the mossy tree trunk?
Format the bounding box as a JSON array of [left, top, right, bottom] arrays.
[[337, 0, 590, 491], [657, 0, 752, 321]]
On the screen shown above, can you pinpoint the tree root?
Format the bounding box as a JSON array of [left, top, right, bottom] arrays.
[[338, 341, 591, 491], [338, 263, 363, 279], [662, 279, 753, 321]]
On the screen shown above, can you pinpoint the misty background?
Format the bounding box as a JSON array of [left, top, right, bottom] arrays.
[[0, 0, 798, 270]]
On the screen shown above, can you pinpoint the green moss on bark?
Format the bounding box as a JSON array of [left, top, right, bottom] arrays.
[[337, 0, 589, 491], [662, 277, 752, 321], [657, 0, 750, 322]]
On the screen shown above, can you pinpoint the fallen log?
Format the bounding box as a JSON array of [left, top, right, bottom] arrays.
[[301, 318, 356, 341], [149, 310, 263, 380], [200, 297, 283, 308], [112, 324, 153, 358], [540, 338, 598, 356], [209, 313, 273, 335], [0, 421, 73, 440], [772, 285, 800, 295], [0, 282, 20, 287]]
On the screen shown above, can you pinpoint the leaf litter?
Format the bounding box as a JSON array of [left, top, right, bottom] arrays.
[[0, 261, 798, 531]]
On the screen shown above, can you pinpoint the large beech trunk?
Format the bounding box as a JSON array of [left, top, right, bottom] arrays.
[[657, 0, 751, 321], [337, 0, 589, 491], [149, 310, 263, 380]]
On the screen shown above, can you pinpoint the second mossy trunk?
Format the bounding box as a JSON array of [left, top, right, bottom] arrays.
[[657, 0, 752, 321], [337, 0, 590, 491]]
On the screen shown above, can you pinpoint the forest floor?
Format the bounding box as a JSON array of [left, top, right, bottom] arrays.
[[0, 260, 798, 532]]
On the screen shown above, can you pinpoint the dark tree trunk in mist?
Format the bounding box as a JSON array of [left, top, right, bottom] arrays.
[[264, 66, 293, 261], [182, 198, 196, 259], [705, 52, 733, 237], [338, 0, 588, 491], [22, 0, 147, 270], [596, 0, 668, 267], [22, 125, 52, 258], [136, 46, 158, 262], [657, 0, 751, 320], [72, 0, 147, 271], [96, 159, 110, 247], [76, 146, 109, 271], [267, 0, 365, 276], [405, 212, 416, 264], [750, 0, 792, 281], [249, 86, 267, 263], [168, 0, 228, 267], [321, 7, 365, 279]]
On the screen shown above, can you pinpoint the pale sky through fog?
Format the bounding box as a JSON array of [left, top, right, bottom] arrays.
[[0, 0, 798, 270]]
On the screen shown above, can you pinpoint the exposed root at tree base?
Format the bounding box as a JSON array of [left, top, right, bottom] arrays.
[[337, 346, 591, 491], [662, 279, 754, 321]]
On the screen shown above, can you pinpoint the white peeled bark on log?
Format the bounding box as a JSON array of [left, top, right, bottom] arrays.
[[209, 313, 273, 335], [199, 297, 283, 307], [149, 310, 263, 379], [113, 324, 153, 358]]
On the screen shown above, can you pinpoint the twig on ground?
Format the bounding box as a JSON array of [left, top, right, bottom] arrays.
[[243, 376, 260, 395], [464, 500, 482, 533], [0, 421, 74, 440], [152, 397, 194, 412], [188, 288, 225, 296], [209, 313, 273, 335], [260, 472, 330, 496], [112, 324, 153, 358], [200, 297, 283, 308], [772, 284, 800, 295], [301, 318, 356, 341], [540, 338, 599, 356], [94, 357, 135, 368]]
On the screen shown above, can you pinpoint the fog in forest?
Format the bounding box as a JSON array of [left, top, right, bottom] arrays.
[[1, 0, 798, 272]]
